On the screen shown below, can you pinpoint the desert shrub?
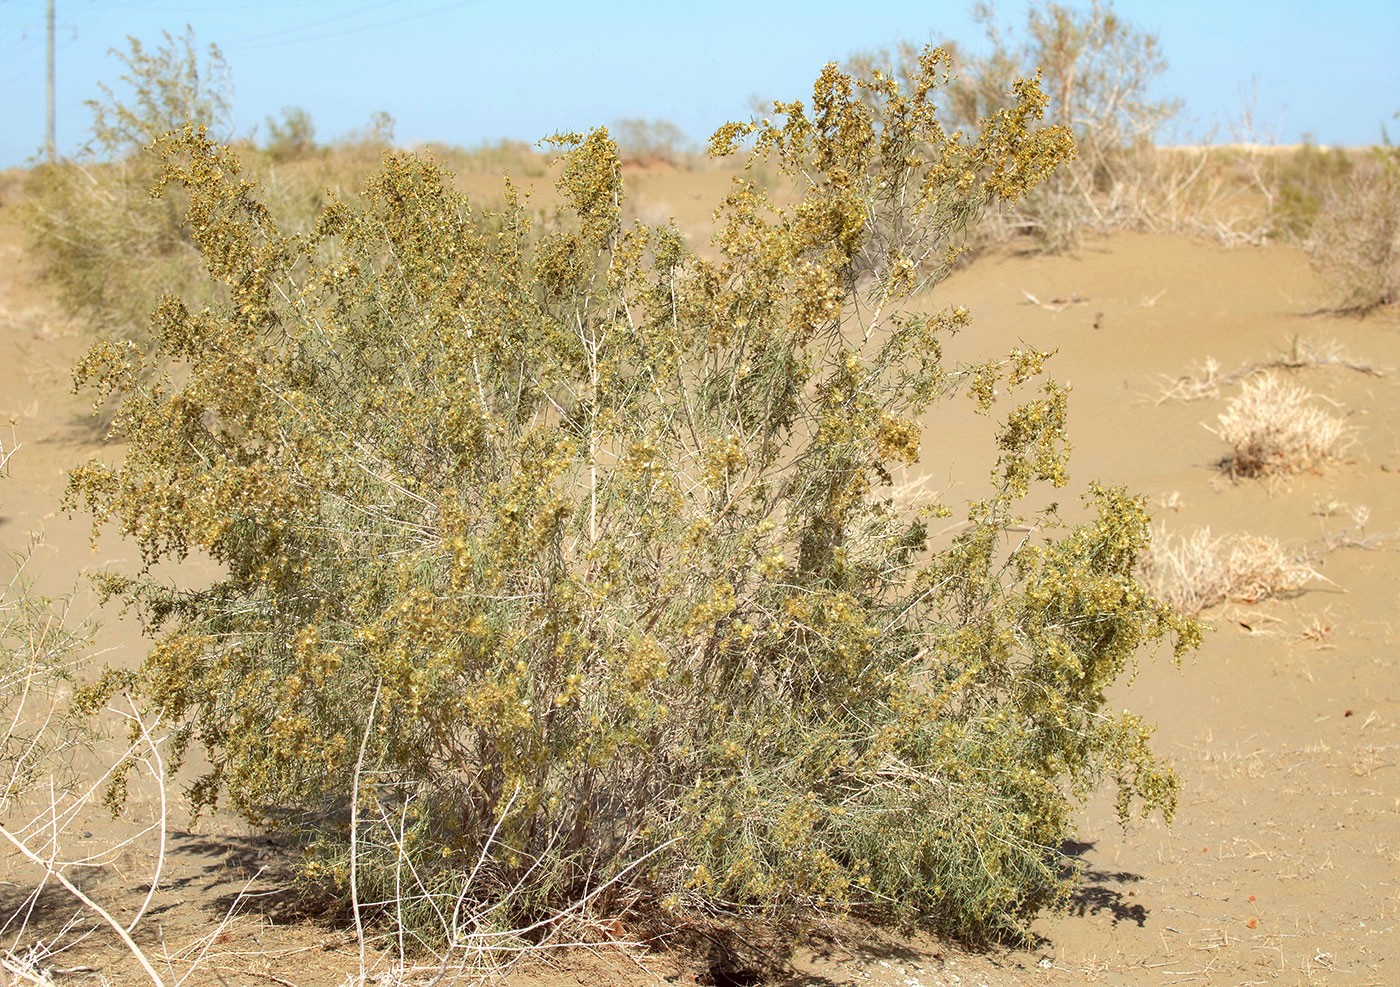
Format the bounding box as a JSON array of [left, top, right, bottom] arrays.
[[69, 51, 1196, 945], [87, 26, 233, 153], [23, 34, 399, 355], [612, 117, 695, 167], [21, 28, 232, 346], [1268, 139, 1354, 240], [433, 139, 553, 178], [1140, 526, 1317, 616], [1212, 372, 1352, 477], [849, 0, 1179, 251], [263, 105, 319, 163], [989, 0, 1178, 249], [1306, 143, 1400, 313]]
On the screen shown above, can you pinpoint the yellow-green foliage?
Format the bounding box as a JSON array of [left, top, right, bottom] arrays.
[[70, 51, 1196, 943], [612, 117, 695, 167], [20, 29, 232, 346], [20, 32, 391, 355], [262, 105, 318, 163], [849, 1, 1179, 252], [1268, 140, 1354, 240]]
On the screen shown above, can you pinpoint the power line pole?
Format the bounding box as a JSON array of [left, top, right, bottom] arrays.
[[45, 0, 55, 161]]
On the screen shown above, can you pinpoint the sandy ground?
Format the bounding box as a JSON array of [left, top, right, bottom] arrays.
[[0, 165, 1397, 986]]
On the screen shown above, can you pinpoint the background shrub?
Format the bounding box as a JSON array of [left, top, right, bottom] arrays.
[[263, 105, 319, 163], [21, 31, 395, 361], [70, 51, 1196, 945], [1267, 139, 1355, 241], [1306, 141, 1400, 312], [611, 117, 695, 168], [21, 28, 233, 350], [849, 0, 1179, 251]]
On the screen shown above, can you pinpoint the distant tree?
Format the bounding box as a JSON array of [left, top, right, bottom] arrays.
[[264, 106, 318, 163], [611, 117, 694, 166]]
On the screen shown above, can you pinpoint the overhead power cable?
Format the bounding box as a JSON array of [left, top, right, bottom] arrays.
[[224, 0, 405, 47], [223, 0, 481, 52]]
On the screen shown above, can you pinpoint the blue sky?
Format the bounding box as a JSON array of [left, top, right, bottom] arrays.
[[0, 0, 1396, 169]]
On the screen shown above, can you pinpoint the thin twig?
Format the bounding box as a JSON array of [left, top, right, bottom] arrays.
[[120, 698, 166, 933], [0, 824, 167, 987], [350, 679, 383, 973]]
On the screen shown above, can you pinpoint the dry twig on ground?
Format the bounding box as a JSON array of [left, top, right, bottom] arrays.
[[1155, 337, 1386, 405]]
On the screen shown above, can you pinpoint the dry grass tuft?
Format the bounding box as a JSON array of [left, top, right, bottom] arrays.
[[1211, 372, 1352, 477], [1156, 356, 1225, 403], [1275, 336, 1386, 375], [1140, 526, 1319, 616], [1154, 337, 1385, 405]]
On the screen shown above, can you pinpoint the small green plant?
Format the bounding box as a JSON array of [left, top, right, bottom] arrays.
[[69, 50, 1196, 947]]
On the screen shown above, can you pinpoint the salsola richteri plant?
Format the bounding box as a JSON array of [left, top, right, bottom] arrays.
[[1213, 372, 1352, 478], [847, 0, 1181, 252], [68, 49, 1198, 946]]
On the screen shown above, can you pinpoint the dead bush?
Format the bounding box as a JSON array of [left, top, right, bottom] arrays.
[[1306, 149, 1400, 313], [1141, 526, 1318, 615], [1212, 372, 1351, 477]]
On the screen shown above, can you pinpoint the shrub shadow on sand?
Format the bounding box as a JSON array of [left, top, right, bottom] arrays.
[[1060, 839, 1148, 927]]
